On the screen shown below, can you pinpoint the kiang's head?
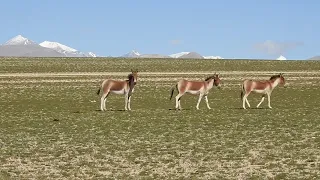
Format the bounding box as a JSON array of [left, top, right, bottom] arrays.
[[205, 72, 221, 87], [279, 73, 285, 86], [213, 73, 221, 87], [270, 73, 285, 86], [129, 69, 139, 83]]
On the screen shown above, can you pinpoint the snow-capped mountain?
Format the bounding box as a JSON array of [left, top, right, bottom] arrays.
[[170, 52, 223, 59], [0, 35, 97, 57], [121, 50, 223, 59], [122, 50, 141, 57], [3, 35, 37, 45], [39, 41, 77, 53], [178, 52, 204, 59], [87, 52, 97, 57], [39, 41, 97, 57], [277, 55, 286, 60], [122, 50, 172, 58], [169, 52, 190, 58]]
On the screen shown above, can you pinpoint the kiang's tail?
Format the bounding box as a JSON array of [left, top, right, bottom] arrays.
[[97, 82, 102, 95], [96, 88, 101, 95], [170, 84, 177, 100], [240, 83, 244, 101], [97, 80, 105, 95]]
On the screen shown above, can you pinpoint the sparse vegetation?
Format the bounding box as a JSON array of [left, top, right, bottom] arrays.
[[0, 58, 320, 179]]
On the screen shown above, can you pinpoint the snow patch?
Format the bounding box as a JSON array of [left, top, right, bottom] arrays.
[[87, 52, 97, 57], [169, 52, 223, 59], [39, 41, 97, 57], [277, 55, 286, 60], [169, 52, 190, 58], [203, 56, 223, 59], [39, 41, 77, 52]]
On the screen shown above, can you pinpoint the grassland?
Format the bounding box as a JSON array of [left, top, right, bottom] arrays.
[[0, 57, 320, 179]]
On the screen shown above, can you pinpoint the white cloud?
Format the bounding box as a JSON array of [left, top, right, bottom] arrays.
[[170, 39, 183, 45], [254, 40, 303, 56]]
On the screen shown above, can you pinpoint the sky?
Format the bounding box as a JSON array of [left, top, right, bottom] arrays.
[[0, 0, 319, 59]]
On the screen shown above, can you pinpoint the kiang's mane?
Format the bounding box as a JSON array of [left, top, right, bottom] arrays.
[[127, 73, 134, 80], [269, 74, 281, 80], [205, 75, 215, 81], [127, 73, 135, 96], [127, 73, 135, 85]]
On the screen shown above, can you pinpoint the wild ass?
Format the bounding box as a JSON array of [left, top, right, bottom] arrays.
[[170, 73, 221, 110], [97, 70, 139, 111], [240, 73, 285, 109]]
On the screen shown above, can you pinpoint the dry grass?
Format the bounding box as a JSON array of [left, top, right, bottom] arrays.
[[0, 58, 320, 179]]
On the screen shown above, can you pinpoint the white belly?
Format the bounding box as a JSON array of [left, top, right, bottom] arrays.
[[186, 90, 200, 95], [112, 89, 125, 95], [252, 89, 266, 94]]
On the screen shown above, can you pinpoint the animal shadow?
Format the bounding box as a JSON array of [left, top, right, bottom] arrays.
[[95, 109, 127, 112], [168, 108, 191, 111], [230, 107, 271, 110]]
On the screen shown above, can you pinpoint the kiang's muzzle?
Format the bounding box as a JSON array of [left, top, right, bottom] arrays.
[[283, 82, 287, 88], [216, 83, 222, 89]]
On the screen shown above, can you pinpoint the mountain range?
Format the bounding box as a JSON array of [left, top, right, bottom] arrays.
[[1, 35, 311, 60], [120, 50, 292, 60], [0, 35, 97, 57], [121, 50, 224, 59], [0, 35, 224, 59]]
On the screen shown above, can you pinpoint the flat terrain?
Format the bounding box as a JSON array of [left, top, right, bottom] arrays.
[[0, 58, 320, 179]]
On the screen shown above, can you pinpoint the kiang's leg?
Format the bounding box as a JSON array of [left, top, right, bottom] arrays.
[[267, 93, 272, 109], [124, 93, 129, 110], [100, 91, 109, 111], [127, 96, 132, 110], [196, 93, 204, 110], [242, 92, 250, 109], [204, 95, 211, 109], [175, 93, 183, 110], [257, 94, 265, 108], [245, 97, 251, 108]]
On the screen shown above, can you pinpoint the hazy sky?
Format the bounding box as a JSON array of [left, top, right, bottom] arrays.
[[0, 0, 318, 59]]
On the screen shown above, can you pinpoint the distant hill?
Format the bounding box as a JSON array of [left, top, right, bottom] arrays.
[[122, 50, 172, 58], [307, 56, 320, 60], [178, 52, 204, 59], [139, 54, 172, 58], [122, 50, 141, 58], [169, 51, 223, 59], [0, 44, 65, 57], [123, 50, 222, 59], [169, 52, 190, 58]]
